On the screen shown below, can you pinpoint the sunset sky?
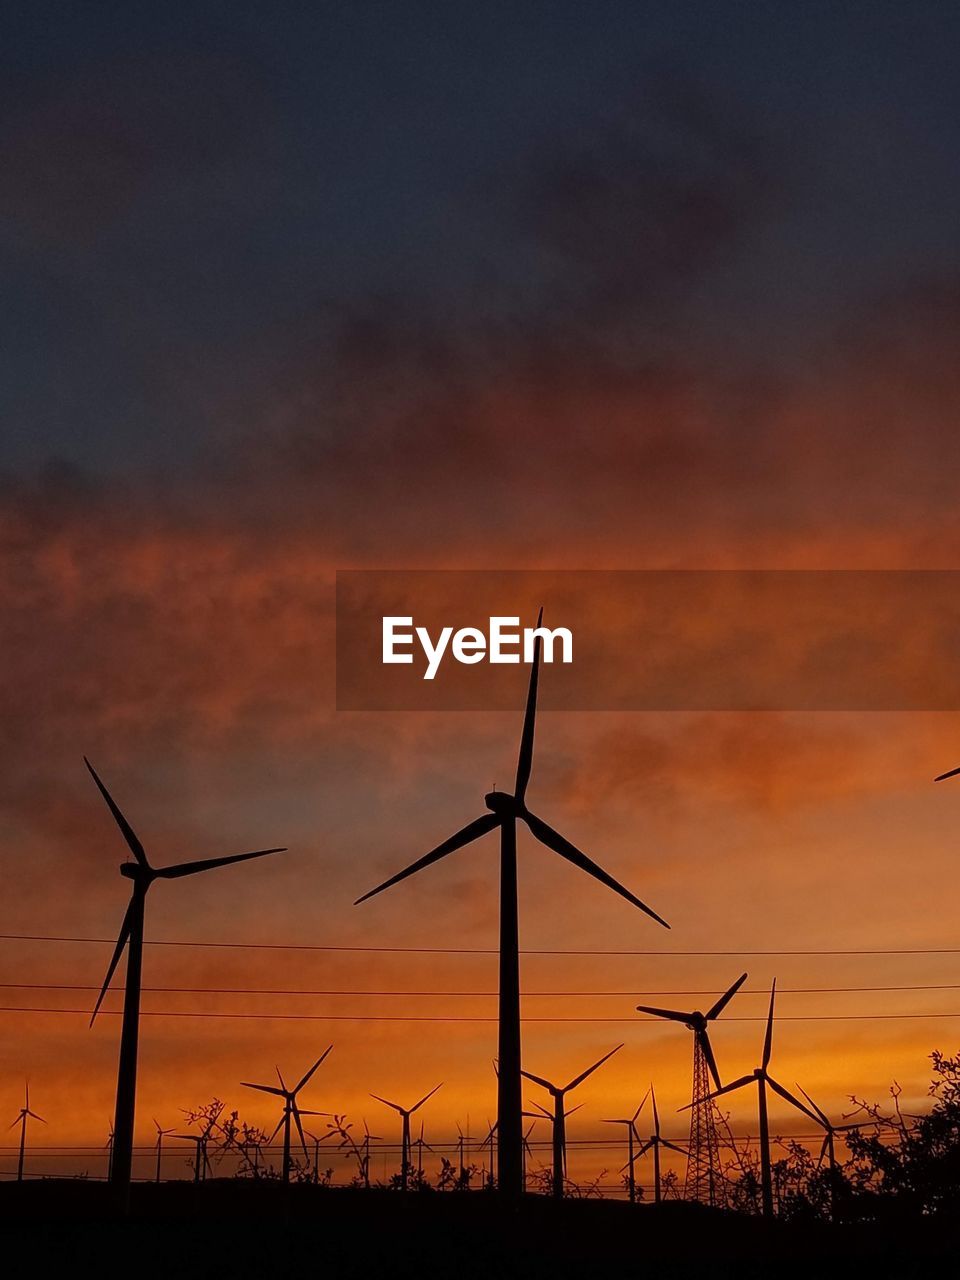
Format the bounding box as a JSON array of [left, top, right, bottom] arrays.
[[2, 1, 960, 1188]]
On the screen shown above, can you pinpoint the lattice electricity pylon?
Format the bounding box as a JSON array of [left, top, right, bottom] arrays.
[[684, 1034, 725, 1206]]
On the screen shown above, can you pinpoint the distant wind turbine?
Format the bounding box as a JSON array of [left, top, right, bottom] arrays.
[[685, 980, 817, 1219], [85, 757, 285, 1193], [602, 1089, 649, 1204], [370, 1084, 442, 1192], [153, 1119, 175, 1184], [637, 971, 746, 1204], [625, 1085, 686, 1205], [356, 611, 668, 1198], [242, 1048, 332, 1185], [794, 1084, 866, 1219], [9, 1084, 44, 1182], [522, 1044, 622, 1199]]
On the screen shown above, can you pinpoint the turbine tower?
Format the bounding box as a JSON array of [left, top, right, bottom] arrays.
[[356, 611, 668, 1199], [370, 1084, 442, 1192], [522, 1044, 622, 1198], [636, 971, 746, 1205], [242, 1048, 332, 1184], [690, 980, 817, 1219], [85, 757, 286, 1194], [9, 1084, 45, 1182]]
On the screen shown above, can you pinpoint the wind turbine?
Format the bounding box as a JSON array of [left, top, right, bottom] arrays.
[[413, 1119, 434, 1184], [356, 611, 668, 1198], [522, 1044, 622, 1199], [360, 1120, 381, 1189], [9, 1084, 44, 1182], [686, 980, 817, 1220], [175, 1129, 213, 1184], [795, 1084, 864, 1219], [481, 1114, 538, 1188], [625, 1085, 686, 1205], [153, 1119, 175, 1183], [602, 1090, 648, 1204], [85, 757, 286, 1193], [636, 971, 746, 1204], [242, 1048, 332, 1185], [304, 1121, 337, 1184], [370, 1084, 442, 1192]]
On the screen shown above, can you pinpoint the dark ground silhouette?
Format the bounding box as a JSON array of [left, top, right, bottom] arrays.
[[1, 1183, 957, 1280]]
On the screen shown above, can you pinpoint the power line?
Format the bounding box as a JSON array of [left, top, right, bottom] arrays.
[[4, 1005, 960, 1022], [2, 982, 960, 996], [3, 932, 960, 957]]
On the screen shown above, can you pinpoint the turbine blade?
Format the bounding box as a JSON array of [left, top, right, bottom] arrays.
[[817, 1134, 830, 1167], [154, 847, 286, 879], [706, 972, 748, 1021], [762, 980, 776, 1070], [514, 606, 543, 803], [934, 764, 960, 781], [355, 815, 499, 905], [652, 1086, 661, 1137], [679, 1074, 754, 1111], [410, 1083, 443, 1113], [796, 1083, 830, 1129], [294, 1045, 333, 1095], [523, 812, 669, 927], [240, 1082, 285, 1097], [632, 1087, 650, 1126], [84, 758, 148, 865], [698, 1028, 722, 1092], [27, 1112, 45, 1123], [292, 1104, 309, 1160], [635, 1005, 690, 1023], [520, 1069, 556, 1094], [90, 897, 135, 1025], [662, 1140, 687, 1156], [267, 1116, 285, 1144], [565, 1044, 623, 1093], [766, 1076, 821, 1126], [370, 1094, 404, 1115]]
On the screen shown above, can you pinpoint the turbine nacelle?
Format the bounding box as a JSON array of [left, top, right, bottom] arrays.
[[484, 790, 520, 816], [120, 861, 150, 881]]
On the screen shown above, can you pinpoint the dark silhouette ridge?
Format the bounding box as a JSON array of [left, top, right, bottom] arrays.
[[241, 1048, 333, 1184], [355, 609, 667, 1198], [84, 757, 286, 1199], [370, 1084, 443, 1192], [521, 1044, 622, 1199]]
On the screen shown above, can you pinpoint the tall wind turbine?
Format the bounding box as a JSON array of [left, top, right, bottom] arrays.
[[687, 980, 816, 1219], [9, 1084, 44, 1182], [522, 1044, 622, 1199], [242, 1048, 332, 1185], [636, 971, 747, 1205], [602, 1089, 648, 1204], [356, 611, 668, 1198], [85, 757, 286, 1192], [625, 1085, 686, 1205], [370, 1084, 442, 1192], [153, 1119, 175, 1184]]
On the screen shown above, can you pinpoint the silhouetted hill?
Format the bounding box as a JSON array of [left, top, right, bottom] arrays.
[[2, 1182, 958, 1279]]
